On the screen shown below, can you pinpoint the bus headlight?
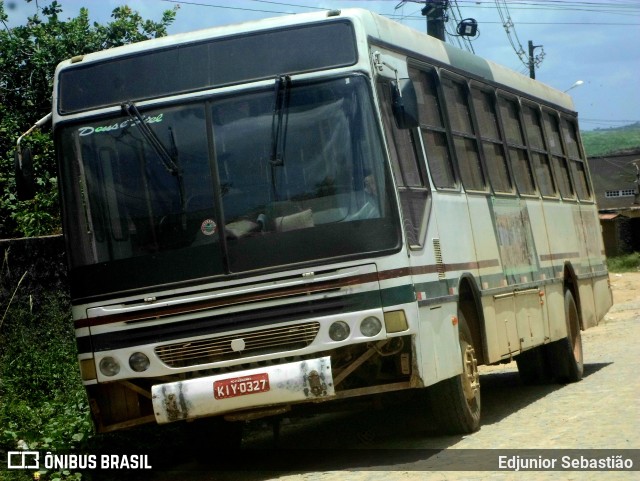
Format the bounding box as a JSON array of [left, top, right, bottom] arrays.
[[329, 321, 350, 341], [99, 356, 120, 377], [129, 352, 150, 372], [360, 316, 382, 337]]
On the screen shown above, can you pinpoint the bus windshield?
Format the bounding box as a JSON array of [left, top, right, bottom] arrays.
[[58, 75, 400, 298]]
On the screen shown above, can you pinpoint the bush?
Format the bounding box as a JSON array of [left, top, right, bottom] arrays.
[[0, 294, 93, 480], [607, 252, 640, 273]]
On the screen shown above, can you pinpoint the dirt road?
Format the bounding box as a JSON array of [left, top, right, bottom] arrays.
[[153, 272, 640, 481]]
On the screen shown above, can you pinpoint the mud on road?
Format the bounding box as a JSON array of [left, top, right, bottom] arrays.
[[150, 273, 640, 481]]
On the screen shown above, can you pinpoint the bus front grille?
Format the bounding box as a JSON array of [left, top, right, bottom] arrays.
[[154, 321, 321, 368]]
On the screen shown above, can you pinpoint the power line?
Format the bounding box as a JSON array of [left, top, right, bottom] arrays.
[[161, 0, 291, 15], [160, 1, 640, 25]]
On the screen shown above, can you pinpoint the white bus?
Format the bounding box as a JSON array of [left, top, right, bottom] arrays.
[[24, 8, 612, 438]]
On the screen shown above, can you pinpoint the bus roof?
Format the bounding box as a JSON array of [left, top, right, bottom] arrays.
[[55, 8, 574, 113], [365, 11, 574, 112]]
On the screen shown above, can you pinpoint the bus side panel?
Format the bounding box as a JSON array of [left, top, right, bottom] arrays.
[[466, 195, 504, 288], [577, 278, 597, 329], [593, 274, 613, 323], [540, 201, 580, 338], [409, 194, 468, 385], [579, 204, 613, 326], [467, 195, 504, 363], [430, 191, 479, 378], [544, 282, 566, 342], [523, 197, 553, 342], [417, 301, 461, 385]]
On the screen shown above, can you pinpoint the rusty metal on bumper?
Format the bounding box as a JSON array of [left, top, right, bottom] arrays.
[[151, 356, 334, 424]]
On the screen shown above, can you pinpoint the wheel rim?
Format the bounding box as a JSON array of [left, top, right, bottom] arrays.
[[572, 324, 583, 365], [568, 297, 584, 365], [461, 340, 480, 403]]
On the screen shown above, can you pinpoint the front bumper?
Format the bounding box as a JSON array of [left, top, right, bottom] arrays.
[[151, 356, 334, 423]]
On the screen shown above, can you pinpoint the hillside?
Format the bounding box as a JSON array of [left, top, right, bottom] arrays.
[[581, 122, 640, 157]]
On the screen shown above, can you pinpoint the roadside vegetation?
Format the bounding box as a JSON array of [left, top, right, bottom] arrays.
[[0, 294, 91, 481], [607, 252, 640, 273], [581, 122, 640, 157], [1, 2, 180, 479], [0, 292, 194, 481], [0, 0, 177, 240]]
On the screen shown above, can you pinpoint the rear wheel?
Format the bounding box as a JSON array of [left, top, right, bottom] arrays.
[[548, 290, 584, 383], [427, 314, 481, 434]]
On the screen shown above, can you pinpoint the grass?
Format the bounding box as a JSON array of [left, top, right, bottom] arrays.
[[581, 122, 640, 157], [0, 292, 209, 480], [607, 252, 640, 273], [0, 293, 93, 481]]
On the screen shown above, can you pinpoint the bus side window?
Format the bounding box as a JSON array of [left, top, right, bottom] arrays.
[[442, 75, 486, 192], [470, 85, 512, 194], [522, 103, 557, 198], [377, 80, 430, 248], [409, 67, 457, 190], [543, 110, 575, 200], [561, 116, 592, 201], [497, 94, 536, 195]]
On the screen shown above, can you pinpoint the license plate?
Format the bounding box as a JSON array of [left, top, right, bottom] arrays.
[[213, 373, 270, 400]]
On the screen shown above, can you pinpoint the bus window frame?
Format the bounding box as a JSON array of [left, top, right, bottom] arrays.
[[408, 62, 461, 193], [376, 79, 432, 250], [468, 81, 515, 197], [521, 100, 559, 200], [542, 107, 578, 202], [496, 90, 539, 198], [439, 71, 489, 195], [560, 115, 593, 202]]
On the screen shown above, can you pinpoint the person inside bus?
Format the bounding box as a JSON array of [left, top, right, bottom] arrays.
[[347, 170, 380, 221]]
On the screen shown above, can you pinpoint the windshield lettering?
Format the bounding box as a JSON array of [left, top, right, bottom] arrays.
[[78, 113, 164, 137]]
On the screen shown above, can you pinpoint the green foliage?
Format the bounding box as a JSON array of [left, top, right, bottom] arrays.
[[0, 0, 177, 239], [0, 293, 92, 480], [607, 252, 640, 273], [582, 122, 640, 157]]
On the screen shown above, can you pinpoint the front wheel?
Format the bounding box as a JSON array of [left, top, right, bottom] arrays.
[[426, 315, 481, 434]]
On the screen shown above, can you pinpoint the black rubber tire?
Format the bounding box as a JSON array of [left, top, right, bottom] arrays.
[[516, 345, 552, 385], [427, 314, 481, 434], [548, 290, 584, 383]]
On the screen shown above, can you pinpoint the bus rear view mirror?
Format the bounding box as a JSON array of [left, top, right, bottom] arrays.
[[15, 112, 52, 201], [392, 79, 419, 129], [15, 147, 36, 201]]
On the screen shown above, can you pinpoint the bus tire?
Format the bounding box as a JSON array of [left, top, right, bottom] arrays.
[[516, 346, 552, 385], [427, 314, 481, 434], [549, 290, 584, 383]]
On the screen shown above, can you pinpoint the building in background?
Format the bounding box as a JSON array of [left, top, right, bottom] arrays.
[[588, 149, 640, 256]]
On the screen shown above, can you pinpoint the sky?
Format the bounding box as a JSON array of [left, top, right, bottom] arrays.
[[4, 0, 639, 130]]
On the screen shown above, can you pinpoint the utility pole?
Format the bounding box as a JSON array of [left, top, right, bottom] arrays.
[[422, 0, 449, 41], [528, 40, 543, 79]]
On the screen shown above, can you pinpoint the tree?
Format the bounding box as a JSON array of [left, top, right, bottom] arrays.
[[0, 0, 177, 238]]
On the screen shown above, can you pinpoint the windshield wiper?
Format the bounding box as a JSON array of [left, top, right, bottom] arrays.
[[121, 101, 187, 229], [122, 102, 179, 174], [269, 76, 291, 202], [270, 75, 291, 167]]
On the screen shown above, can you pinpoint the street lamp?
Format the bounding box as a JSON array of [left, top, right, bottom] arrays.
[[564, 80, 584, 93]]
